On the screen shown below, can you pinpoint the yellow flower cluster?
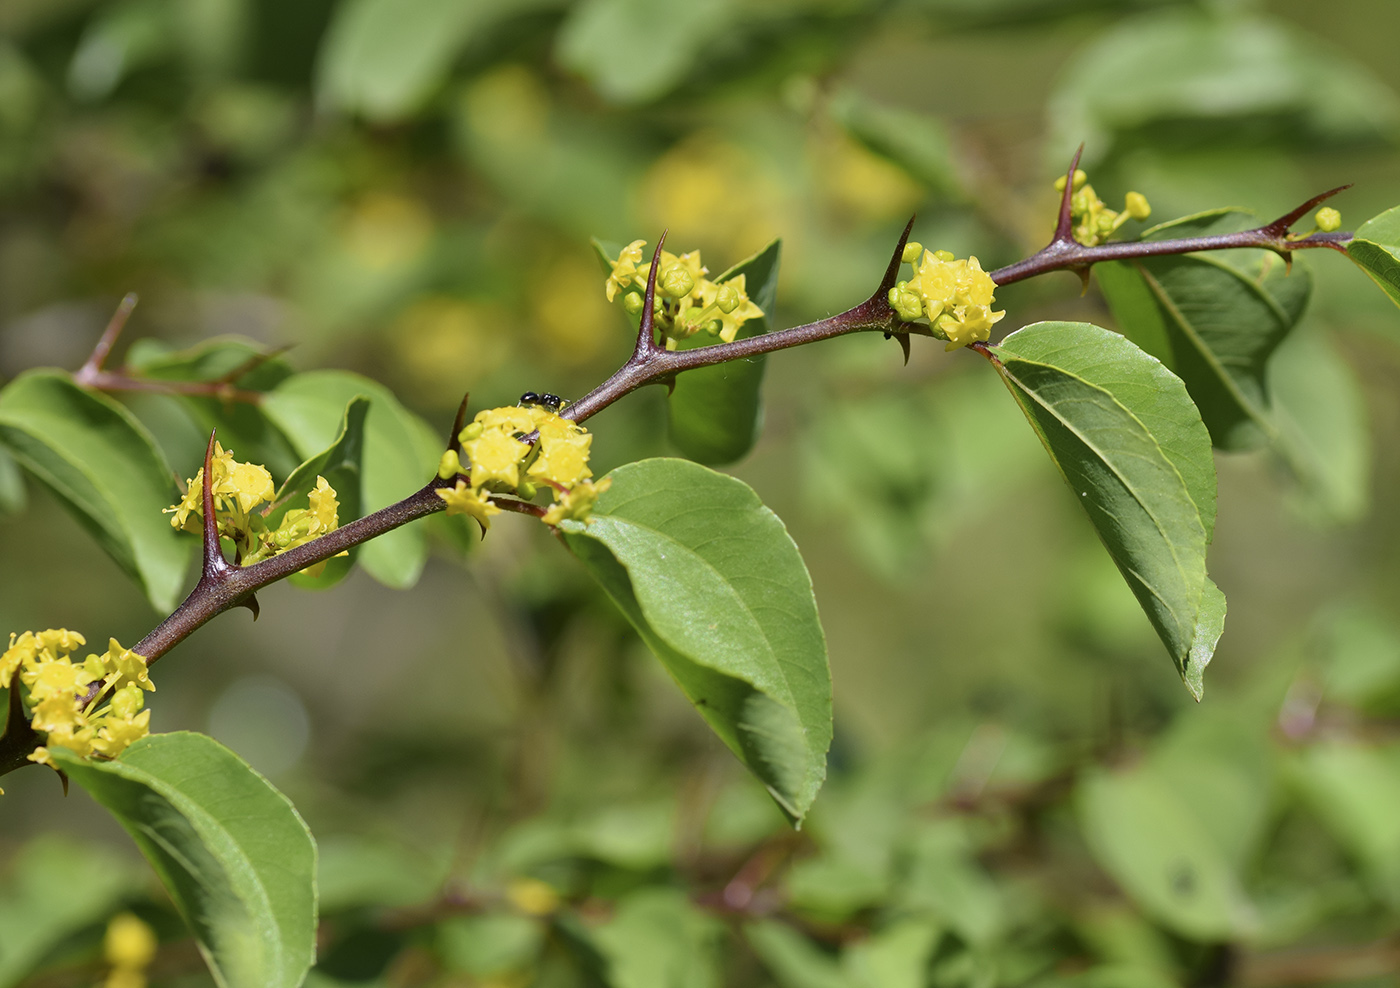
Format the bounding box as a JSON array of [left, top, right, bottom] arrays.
[[1054, 169, 1151, 247], [887, 244, 1006, 351], [0, 629, 153, 777], [605, 241, 764, 347], [436, 404, 610, 530], [165, 443, 344, 575]]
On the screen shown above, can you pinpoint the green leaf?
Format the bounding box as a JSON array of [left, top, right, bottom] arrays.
[[988, 322, 1221, 697], [667, 238, 781, 465], [1291, 741, 1400, 901], [829, 88, 960, 199], [555, 0, 733, 104], [560, 458, 831, 823], [1078, 763, 1258, 940], [263, 371, 440, 589], [0, 446, 25, 517], [265, 396, 369, 589], [593, 889, 722, 988], [745, 920, 851, 988], [437, 913, 543, 978], [51, 733, 317, 988], [317, 0, 561, 122], [1096, 209, 1311, 450], [1268, 329, 1370, 525], [127, 336, 301, 480], [0, 836, 143, 988], [0, 371, 187, 611], [1345, 204, 1400, 311], [1048, 10, 1400, 165]]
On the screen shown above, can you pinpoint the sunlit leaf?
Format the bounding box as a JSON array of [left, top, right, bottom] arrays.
[[266, 396, 368, 589], [560, 458, 831, 823], [52, 733, 317, 988], [667, 238, 781, 465], [1345, 204, 1400, 311], [988, 322, 1221, 697], [1096, 209, 1311, 450], [0, 371, 187, 611], [263, 371, 440, 589]]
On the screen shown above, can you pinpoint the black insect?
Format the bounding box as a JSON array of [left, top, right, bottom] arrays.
[[519, 391, 566, 412]]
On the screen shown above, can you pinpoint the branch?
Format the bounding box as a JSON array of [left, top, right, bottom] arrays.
[[990, 184, 1354, 287]]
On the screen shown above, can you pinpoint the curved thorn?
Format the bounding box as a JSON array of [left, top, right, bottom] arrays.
[[448, 393, 470, 452], [237, 594, 260, 621], [896, 332, 911, 365], [200, 431, 230, 579], [637, 230, 668, 355], [877, 216, 918, 296], [1054, 145, 1085, 244], [1265, 184, 1353, 236]]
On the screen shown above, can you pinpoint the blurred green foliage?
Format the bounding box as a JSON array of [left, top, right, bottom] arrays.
[[4, 0, 1400, 985]]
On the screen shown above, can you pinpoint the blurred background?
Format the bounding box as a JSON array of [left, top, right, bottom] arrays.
[[3, 0, 1400, 984]]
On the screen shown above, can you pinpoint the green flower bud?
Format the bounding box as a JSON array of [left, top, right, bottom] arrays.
[[459, 422, 484, 444], [517, 479, 537, 500], [660, 264, 695, 298], [438, 449, 462, 480], [715, 284, 741, 314], [933, 250, 955, 262], [902, 242, 923, 264], [1315, 207, 1341, 232], [622, 290, 644, 314], [1124, 191, 1151, 220]]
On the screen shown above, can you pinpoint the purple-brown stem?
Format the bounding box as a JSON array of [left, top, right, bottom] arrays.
[[0, 174, 1366, 777]]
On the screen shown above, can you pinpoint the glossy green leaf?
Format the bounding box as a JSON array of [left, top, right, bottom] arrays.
[[667, 239, 780, 465], [593, 889, 721, 988], [263, 371, 440, 589], [51, 733, 317, 988], [0, 371, 187, 611], [1345, 204, 1400, 310], [1078, 764, 1257, 940], [127, 336, 301, 480], [0, 836, 143, 988], [1096, 208, 1311, 449], [265, 396, 368, 589], [317, 0, 560, 122], [989, 322, 1222, 697], [560, 458, 831, 823]]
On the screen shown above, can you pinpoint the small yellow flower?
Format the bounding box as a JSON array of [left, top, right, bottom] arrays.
[[605, 240, 647, 302], [437, 479, 502, 531], [541, 478, 611, 526], [464, 429, 530, 488], [103, 639, 155, 693]]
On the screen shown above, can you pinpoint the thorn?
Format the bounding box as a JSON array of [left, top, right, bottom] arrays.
[[1266, 184, 1352, 236], [200, 431, 231, 580], [76, 293, 139, 383], [59, 769, 69, 797], [237, 594, 260, 620], [1053, 145, 1085, 244], [895, 333, 911, 365], [877, 216, 918, 297], [448, 393, 470, 452], [637, 230, 668, 355], [1077, 268, 1091, 295], [1283, 252, 1293, 276]]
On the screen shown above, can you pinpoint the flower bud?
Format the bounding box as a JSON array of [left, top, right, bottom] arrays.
[[902, 242, 923, 264], [438, 449, 462, 480], [1053, 169, 1089, 192], [933, 249, 955, 262], [1124, 191, 1151, 220], [715, 284, 741, 313], [660, 264, 695, 298], [622, 290, 644, 314], [517, 479, 537, 500], [458, 422, 484, 444], [1315, 207, 1341, 232]]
